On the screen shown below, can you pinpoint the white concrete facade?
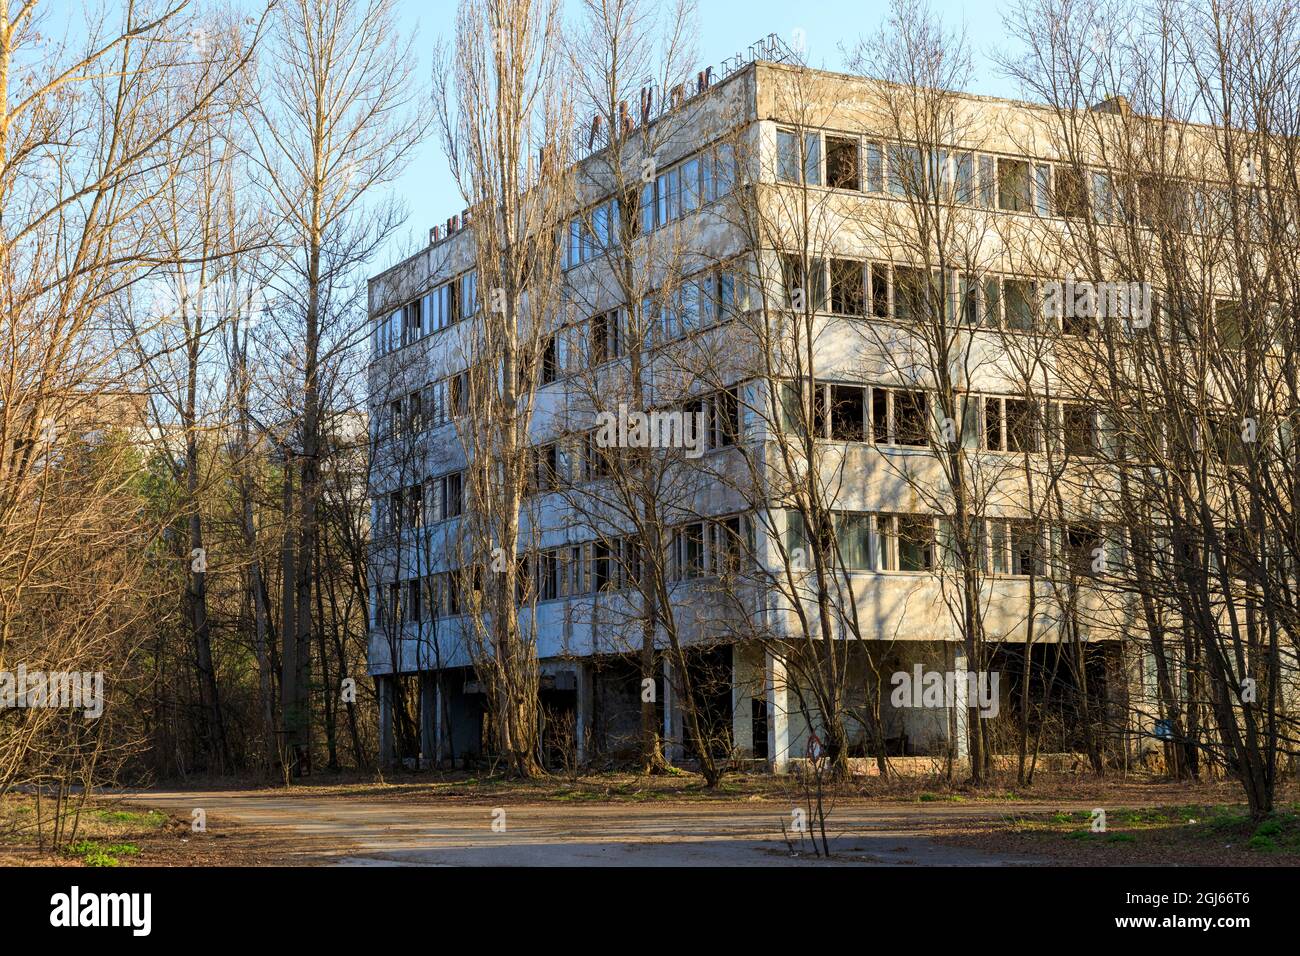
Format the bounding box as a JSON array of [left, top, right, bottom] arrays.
[[364, 58, 1145, 769]]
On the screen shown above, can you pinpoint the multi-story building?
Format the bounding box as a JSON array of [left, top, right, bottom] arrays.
[[366, 44, 1179, 772]]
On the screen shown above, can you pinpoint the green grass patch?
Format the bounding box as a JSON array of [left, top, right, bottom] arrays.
[[92, 809, 167, 828], [66, 840, 141, 867]]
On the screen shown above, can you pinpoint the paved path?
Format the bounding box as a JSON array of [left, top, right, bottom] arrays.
[[120, 789, 1091, 866]]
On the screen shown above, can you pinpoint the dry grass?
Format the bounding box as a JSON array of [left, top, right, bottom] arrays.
[[0, 794, 323, 867], [932, 800, 1300, 865]]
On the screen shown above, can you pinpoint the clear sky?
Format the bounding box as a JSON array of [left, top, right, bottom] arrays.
[[386, 0, 1022, 270]]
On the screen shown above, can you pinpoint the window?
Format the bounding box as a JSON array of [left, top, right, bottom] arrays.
[[405, 484, 423, 530], [958, 274, 979, 325], [883, 514, 936, 571], [529, 442, 561, 493], [777, 128, 820, 185], [1054, 166, 1088, 219], [889, 145, 923, 196], [407, 390, 423, 432], [713, 515, 748, 576], [1034, 164, 1052, 215], [986, 519, 1044, 576], [460, 270, 478, 317], [407, 579, 422, 624], [868, 263, 890, 317], [403, 300, 422, 342], [781, 254, 825, 311], [448, 371, 467, 418], [1207, 415, 1249, 467], [388, 398, 403, 441], [675, 522, 705, 579], [711, 142, 737, 199], [657, 165, 681, 225], [835, 513, 872, 570], [978, 155, 996, 206], [710, 386, 742, 447], [541, 335, 558, 384], [584, 431, 613, 479], [827, 384, 865, 441], [1005, 399, 1040, 452], [893, 266, 930, 323], [893, 389, 929, 446], [942, 150, 974, 203], [592, 539, 619, 592], [591, 309, 622, 363], [864, 142, 885, 193], [830, 259, 866, 315], [536, 548, 562, 601], [1003, 279, 1037, 330], [825, 136, 859, 190], [1063, 523, 1103, 577], [1060, 403, 1097, 457], [438, 471, 463, 519], [998, 158, 1033, 212], [984, 397, 1040, 452], [1090, 172, 1115, 223]]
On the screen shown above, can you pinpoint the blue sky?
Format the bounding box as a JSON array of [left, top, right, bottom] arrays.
[[386, 0, 1022, 269]]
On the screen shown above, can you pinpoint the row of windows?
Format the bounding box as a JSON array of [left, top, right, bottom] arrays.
[[779, 256, 1156, 335], [543, 264, 756, 382], [787, 510, 1123, 577], [562, 142, 739, 269], [373, 471, 464, 536], [379, 372, 469, 444], [786, 381, 1101, 456], [774, 125, 1257, 230], [372, 515, 752, 627], [528, 387, 743, 491], [373, 270, 480, 357]]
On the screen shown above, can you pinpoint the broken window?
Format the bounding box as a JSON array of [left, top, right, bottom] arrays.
[[826, 135, 860, 190], [1060, 403, 1097, 457], [830, 259, 866, 315], [1054, 165, 1088, 219], [828, 384, 865, 441], [894, 389, 929, 446]]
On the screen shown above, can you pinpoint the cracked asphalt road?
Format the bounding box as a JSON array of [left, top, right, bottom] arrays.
[[125, 789, 1084, 866]]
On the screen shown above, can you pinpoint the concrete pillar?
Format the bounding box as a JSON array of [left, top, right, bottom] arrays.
[[434, 673, 448, 763], [766, 651, 789, 773], [951, 643, 969, 759], [419, 672, 437, 769], [662, 658, 682, 763], [575, 662, 593, 763], [377, 674, 395, 769], [730, 644, 753, 757]]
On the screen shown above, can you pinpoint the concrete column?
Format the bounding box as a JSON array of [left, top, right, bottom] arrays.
[[951, 643, 969, 759], [419, 672, 436, 769], [434, 673, 448, 764], [662, 658, 682, 763], [766, 651, 789, 773], [377, 674, 395, 769], [730, 644, 753, 757], [575, 662, 593, 763]]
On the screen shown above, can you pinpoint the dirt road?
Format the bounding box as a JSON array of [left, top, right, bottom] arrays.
[[123, 789, 1099, 866]]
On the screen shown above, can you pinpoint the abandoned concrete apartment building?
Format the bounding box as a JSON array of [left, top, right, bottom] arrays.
[[366, 51, 1167, 772]]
